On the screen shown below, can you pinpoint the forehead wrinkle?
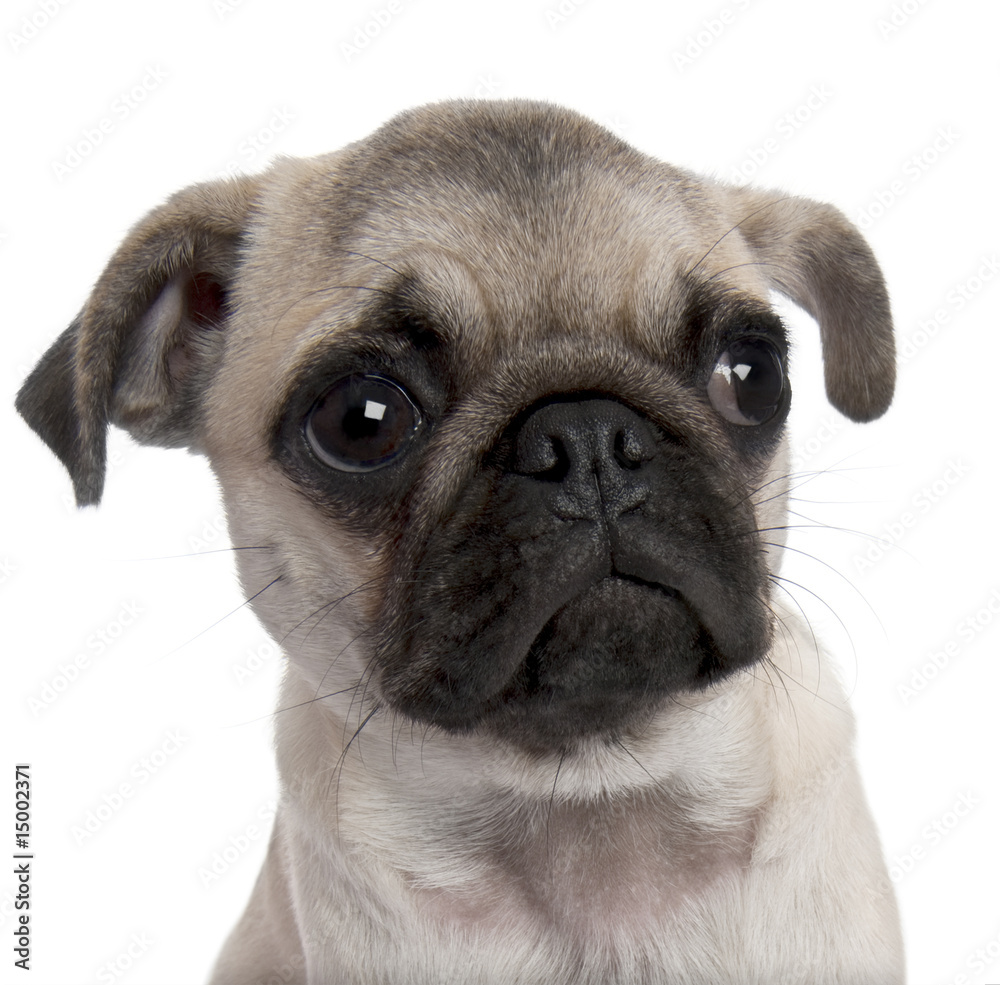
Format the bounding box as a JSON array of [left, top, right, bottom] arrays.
[[339, 131, 772, 367]]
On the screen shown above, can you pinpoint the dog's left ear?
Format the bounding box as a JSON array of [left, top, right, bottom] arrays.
[[16, 175, 261, 506], [722, 187, 895, 423]]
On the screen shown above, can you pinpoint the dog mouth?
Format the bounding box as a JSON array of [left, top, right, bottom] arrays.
[[375, 422, 773, 752], [381, 549, 751, 750], [516, 574, 682, 696], [376, 508, 772, 751], [483, 573, 723, 746]]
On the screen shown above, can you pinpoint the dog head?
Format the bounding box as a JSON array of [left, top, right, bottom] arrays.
[[18, 100, 893, 757]]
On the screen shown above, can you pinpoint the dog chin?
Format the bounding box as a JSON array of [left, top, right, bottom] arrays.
[[380, 572, 768, 754]]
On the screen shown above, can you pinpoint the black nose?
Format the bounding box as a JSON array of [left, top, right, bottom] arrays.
[[512, 399, 657, 521]]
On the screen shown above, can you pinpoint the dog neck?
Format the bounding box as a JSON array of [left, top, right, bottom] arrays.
[[273, 668, 772, 940]]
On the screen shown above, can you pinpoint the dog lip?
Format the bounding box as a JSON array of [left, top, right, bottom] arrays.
[[520, 571, 682, 681], [608, 568, 680, 598], [521, 542, 682, 653]]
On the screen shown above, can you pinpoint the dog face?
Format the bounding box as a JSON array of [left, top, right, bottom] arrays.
[[17, 100, 894, 759]]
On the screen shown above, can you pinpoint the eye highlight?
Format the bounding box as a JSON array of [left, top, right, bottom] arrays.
[[707, 338, 785, 426], [304, 374, 422, 472]]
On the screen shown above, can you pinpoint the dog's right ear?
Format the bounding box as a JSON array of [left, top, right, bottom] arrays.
[[16, 175, 261, 507]]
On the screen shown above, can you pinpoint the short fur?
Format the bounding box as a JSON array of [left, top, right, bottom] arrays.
[[18, 99, 904, 983]]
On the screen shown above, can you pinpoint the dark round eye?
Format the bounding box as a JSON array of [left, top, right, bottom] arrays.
[[304, 375, 422, 472], [707, 338, 785, 426]]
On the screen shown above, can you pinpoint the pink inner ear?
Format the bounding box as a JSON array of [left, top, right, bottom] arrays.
[[187, 272, 227, 326]]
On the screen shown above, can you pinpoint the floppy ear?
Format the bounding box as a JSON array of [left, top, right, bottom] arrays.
[[722, 188, 895, 423], [16, 175, 261, 507]]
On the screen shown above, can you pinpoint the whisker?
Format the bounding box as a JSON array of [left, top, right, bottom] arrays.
[[118, 545, 275, 562], [329, 703, 383, 835], [706, 260, 776, 281], [337, 249, 404, 277], [613, 738, 656, 784], [312, 625, 380, 707], [767, 577, 820, 690], [764, 540, 886, 639], [685, 197, 793, 278], [545, 751, 566, 864], [279, 582, 375, 650], [269, 283, 396, 340], [769, 573, 859, 696], [267, 683, 366, 719], [155, 575, 282, 663], [757, 658, 801, 743]]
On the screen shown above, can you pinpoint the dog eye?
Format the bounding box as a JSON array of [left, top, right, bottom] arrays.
[[707, 338, 784, 426], [304, 375, 422, 472]]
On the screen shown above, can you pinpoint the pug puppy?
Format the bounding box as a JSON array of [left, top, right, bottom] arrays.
[[17, 100, 904, 983]]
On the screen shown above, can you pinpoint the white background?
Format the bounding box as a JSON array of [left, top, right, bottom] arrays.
[[2, 0, 998, 982]]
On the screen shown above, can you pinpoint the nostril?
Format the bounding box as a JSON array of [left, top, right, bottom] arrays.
[[514, 430, 571, 480], [511, 398, 657, 491], [537, 437, 570, 482], [613, 428, 647, 470]]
